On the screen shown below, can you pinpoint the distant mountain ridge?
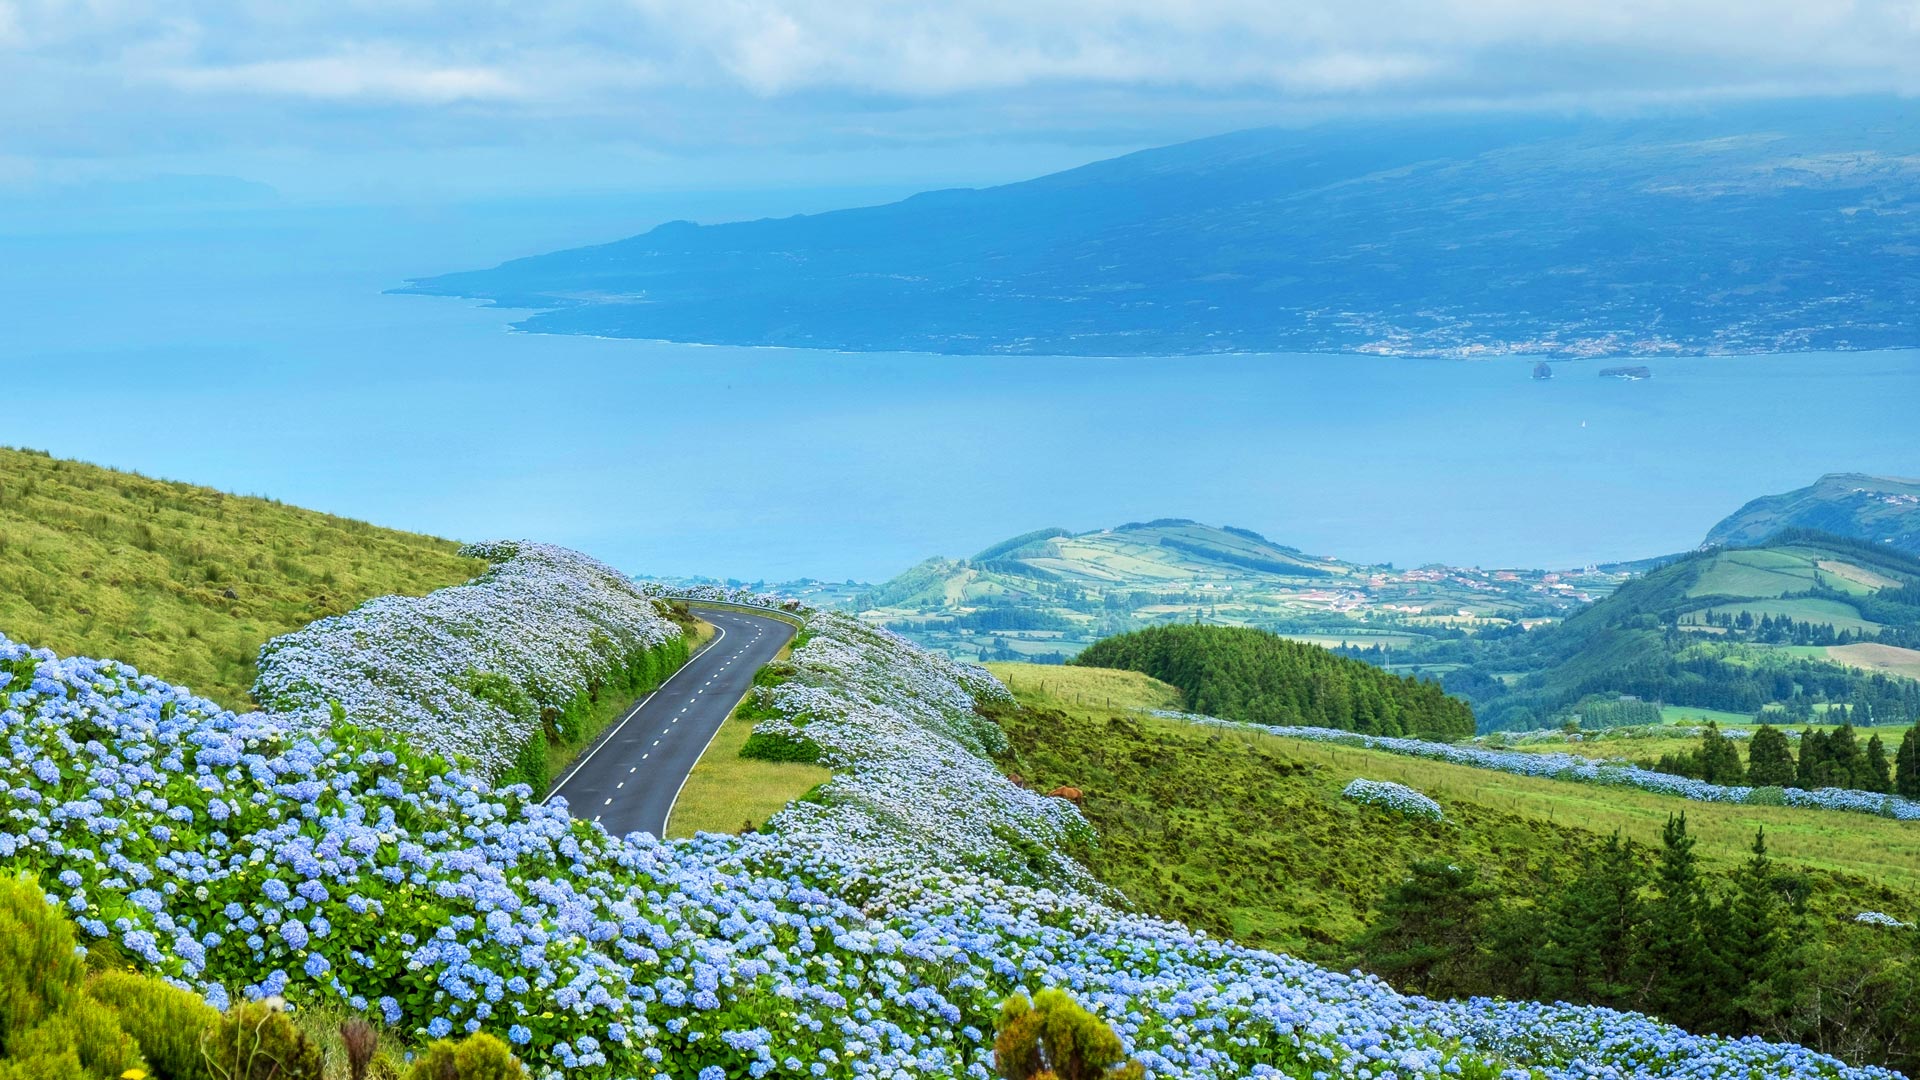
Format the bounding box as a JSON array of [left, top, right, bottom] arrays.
[[1705, 473, 1920, 556], [852, 519, 1623, 664], [404, 99, 1920, 358]]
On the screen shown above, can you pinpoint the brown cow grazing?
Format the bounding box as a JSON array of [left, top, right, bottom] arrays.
[[1046, 786, 1083, 802]]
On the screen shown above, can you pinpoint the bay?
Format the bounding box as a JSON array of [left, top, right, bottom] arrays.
[[2, 197, 1915, 580]]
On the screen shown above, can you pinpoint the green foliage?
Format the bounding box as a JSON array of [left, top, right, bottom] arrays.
[[1747, 725, 1798, 787], [1636, 814, 1715, 1023], [0, 874, 146, 1079], [1351, 861, 1495, 997], [1898, 727, 1920, 799], [1075, 625, 1475, 739], [201, 1002, 322, 1080], [522, 636, 691, 795], [1564, 696, 1663, 729], [993, 988, 1142, 1080], [403, 1033, 521, 1080], [1534, 832, 1647, 1007], [501, 733, 551, 795], [739, 731, 824, 764], [86, 969, 219, 1080], [0, 446, 485, 707], [971, 528, 1072, 563], [1651, 722, 1747, 784]]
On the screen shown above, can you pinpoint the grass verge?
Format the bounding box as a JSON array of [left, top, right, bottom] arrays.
[[667, 636, 830, 838]]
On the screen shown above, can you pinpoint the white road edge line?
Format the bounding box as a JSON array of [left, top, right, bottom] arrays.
[[659, 613, 797, 839], [545, 620, 729, 801]]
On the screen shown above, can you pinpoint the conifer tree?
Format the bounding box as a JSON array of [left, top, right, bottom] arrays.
[[1716, 828, 1790, 1034], [1746, 725, 1797, 787], [1697, 722, 1745, 784], [1861, 734, 1893, 794], [1896, 726, 1920, 800], [1638, 813, 1717, 1028], [1353, 861, 1496, 997], [1797, 728, 1828, 788], [1823, 723, 1862, 788], [1539, 831, 1645, 1008]]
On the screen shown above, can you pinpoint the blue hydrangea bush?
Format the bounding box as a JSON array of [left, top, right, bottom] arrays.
[[1161, 712, 1920, 822], [0, 571, 1905, 1080], [1342, 779, 1445, 822], [254, 542, 681, 781]]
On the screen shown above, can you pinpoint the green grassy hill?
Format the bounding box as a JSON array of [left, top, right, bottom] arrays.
[[1456, 532, 1920, 731], [0, 447, 484, 706], [991, 661, 1920, 1072], [853, 519, 1624, 666], [1705, 473, 1920, 557]]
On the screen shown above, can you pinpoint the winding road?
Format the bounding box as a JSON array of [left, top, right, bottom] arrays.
[[546, 606, 795, 838]]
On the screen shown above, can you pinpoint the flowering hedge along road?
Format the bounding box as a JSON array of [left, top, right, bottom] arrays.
[[1159, 711, 1920, 822], [1342, 779, 1444, 822], [255, 542, 686, 782], [0, 551, 1904, 1080]]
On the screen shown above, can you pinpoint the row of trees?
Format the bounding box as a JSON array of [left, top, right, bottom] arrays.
[[1650, 721, 1920, 796], [1358, 817, 1920, 1071], [1689, 608, 1871, 647], [1074, 624, 1476, 739]]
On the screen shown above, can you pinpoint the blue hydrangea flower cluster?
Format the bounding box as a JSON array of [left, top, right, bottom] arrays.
[[1160, 713, 1920, 821], [0, 575, 1904, 1080], [1854, 911, 1910, 928], [1341, 779, 1444, 821], [254, 541, 680, 780]]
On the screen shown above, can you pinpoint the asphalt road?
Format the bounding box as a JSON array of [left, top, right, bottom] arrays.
[[547, 607, 795, 838]]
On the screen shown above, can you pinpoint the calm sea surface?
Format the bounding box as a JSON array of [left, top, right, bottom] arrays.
[[3, 197, 1916, 580]]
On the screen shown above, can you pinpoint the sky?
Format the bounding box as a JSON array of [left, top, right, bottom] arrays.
[[5, 1, 1920, 200]]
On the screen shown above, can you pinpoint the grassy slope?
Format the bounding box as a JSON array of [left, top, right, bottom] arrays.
[[0, 447, 484, 707], [1469, 534, 1920, 729], [991, 662, 1914, 965]]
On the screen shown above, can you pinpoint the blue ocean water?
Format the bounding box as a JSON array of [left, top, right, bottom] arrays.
[[2, 197, 1915, 581]]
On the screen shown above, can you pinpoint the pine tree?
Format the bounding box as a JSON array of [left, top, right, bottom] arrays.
[[1698, 722, 1745, 784], [1896, 727, 1920, 800], [1860, 735, 1893, 794], [1746, 725, 1797, 787], [1797, 728, 1827, 788], [1538, 831, 1645, 1009], [1638, 813, 1717, 1029], [1353, 861, 1496, 998], [1715, 828, 1791, 1034], [1823, 723, 1862, 788]]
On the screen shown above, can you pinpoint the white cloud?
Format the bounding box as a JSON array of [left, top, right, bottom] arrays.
[[1, 0, 1917, 181], [157, 50, 521, 104]]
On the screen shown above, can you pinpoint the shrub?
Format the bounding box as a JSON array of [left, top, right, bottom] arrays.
[[87, 969, 219, 1080], [201, 1001, 322, 1080], [740, 731, 824, 763], [404, 1033, 521, 1080], [1342, 778, 1445, 822], [0, 875, 146, 1080], [994, 988, 1143, 1080]]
